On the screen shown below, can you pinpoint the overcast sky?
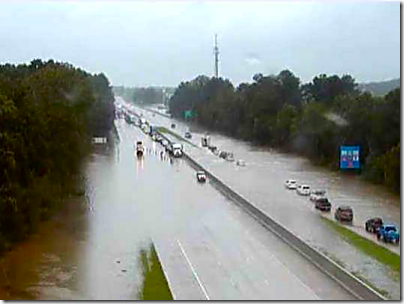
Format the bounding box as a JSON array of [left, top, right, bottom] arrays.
[[0, 1, 400, 87]]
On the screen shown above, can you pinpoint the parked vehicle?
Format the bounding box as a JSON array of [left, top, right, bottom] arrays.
[[225, 152, 235, 162], [377, 224, 400, 243], [141, 124, 151, 134], [296, 184, 311, 195], [310, 190, 326, 202], [136, 141, 144, 157], [155, 135, 163, 143], [185, 131, 192, 139], [201, 135, 211, 147], [208, 145, 217, 153], [315, 198, 331, 212], [284, 180, 297, 189], [161, 139, 169, 148], [334, 206, 353, 222], [196, 171, 207, 182], [219, 151, 228, 159], [236, 160, 246, 167], [171, 123, 176, 128], [365, 217, 383, 233]]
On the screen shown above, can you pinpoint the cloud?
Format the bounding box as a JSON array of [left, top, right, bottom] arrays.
[[245, 53, 261, 66]]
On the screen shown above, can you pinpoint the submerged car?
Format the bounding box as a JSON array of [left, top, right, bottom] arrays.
[[315, 198, 331, 212], [285, 179, 297, 189], [377, 224, 400, 243], [310, 189, 326, 202], [225, 152, 235, 162], [196, 171, 207, 183], [365, 217, 383, 233], [236, 160, 246, 167], [334, 206, 353, 222], [296, 184, 311, 195], [208, 145, 217, 153]]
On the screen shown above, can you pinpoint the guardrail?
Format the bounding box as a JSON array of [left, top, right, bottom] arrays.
[[155, 130, 386, 301], [125, 109, 387, 301]]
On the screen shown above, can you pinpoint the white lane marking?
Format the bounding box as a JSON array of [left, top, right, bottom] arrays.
[[177, 239, 210, 300], [242, 224, 320, 300]]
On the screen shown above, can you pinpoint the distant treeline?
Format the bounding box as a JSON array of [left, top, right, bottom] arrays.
[[169, 71, 400, 192], [358, 78, 400, 96], [113, 86, 175, 105], [0, 59, 115, 251]]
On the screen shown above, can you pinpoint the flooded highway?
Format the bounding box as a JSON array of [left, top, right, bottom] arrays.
[[130, 98, 400, 299], [0, 115, 361, 300]]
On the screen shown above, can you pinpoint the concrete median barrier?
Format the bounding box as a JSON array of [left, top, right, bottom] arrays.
[[177, 145, 386, 300], [146, 126, 387, 300]]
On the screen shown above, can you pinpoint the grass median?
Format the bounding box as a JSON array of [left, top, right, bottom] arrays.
[[139, 243, 173, 300], [321, 217, 400, 277]]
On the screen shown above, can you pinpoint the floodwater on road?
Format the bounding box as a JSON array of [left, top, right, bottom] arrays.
[[0, 118, 358, 300], [133, 100, 400, 299]]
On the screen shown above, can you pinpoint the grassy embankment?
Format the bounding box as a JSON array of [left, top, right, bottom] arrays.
[[321, 217, 400, 277], [139, 244, 173, 300]]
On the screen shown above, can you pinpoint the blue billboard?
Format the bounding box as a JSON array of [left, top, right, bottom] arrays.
[[340, 146, 360, 169]]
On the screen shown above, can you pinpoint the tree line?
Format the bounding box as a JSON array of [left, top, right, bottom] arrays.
[[169, 71, 400, 192], [113, 86, 175, 105], [0, 59, 115, 252]]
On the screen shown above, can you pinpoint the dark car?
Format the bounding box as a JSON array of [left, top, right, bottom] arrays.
[[365, 217, 383, 233], [315, 198, 331, 212], [334, 206, 353, 222], [185, 131, 192, 139], [208, 145, 217, 152], [196, 171, 207, 183], [171, 123, 176, 128]]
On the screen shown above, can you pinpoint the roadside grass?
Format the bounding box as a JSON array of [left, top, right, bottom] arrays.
[[139, 244, 173, 300], [321, 217, 400, 278], [157, 126, 200, 149]]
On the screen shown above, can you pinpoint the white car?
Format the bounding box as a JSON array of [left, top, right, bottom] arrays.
[[297, 184, 311, 196], [310, 190, 326, 202], [285, 179, 297, 189], [161, 139, 169, 147]]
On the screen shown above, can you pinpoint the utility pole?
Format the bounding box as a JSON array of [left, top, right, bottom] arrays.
[[214, 34, 219, 78]]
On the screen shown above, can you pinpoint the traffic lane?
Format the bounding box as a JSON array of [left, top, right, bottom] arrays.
[[125, 99, 400, 299], [190, 131, 400, 227], [180, 146, 400, 299], [128, 100, 400, 254], [127, 102, 401, 257], [185, 143, 400, 255], [134, 100, 400, 229], [123, 125, 355, 300]]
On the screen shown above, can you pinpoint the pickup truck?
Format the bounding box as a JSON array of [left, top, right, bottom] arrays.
[[377, 224, 400, 243]]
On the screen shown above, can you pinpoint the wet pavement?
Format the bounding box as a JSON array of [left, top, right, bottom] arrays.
[[127, 98, 400, 299], [0, 115, 358, 300]]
